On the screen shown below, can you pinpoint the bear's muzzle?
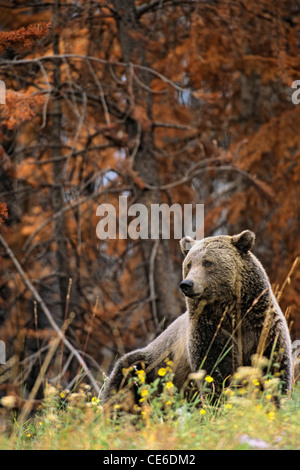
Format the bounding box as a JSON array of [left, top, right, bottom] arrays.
[[180, 279, 194, 297]]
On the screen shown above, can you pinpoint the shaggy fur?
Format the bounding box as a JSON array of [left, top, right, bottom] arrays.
[[102, 230, 292, 402]]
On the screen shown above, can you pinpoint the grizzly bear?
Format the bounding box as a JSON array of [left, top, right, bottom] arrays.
[[102, 230, 292, 402]]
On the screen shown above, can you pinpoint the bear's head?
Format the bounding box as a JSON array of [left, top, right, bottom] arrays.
[[179, 230, 255, 305]]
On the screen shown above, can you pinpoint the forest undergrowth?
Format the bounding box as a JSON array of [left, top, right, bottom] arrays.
[[0, 344, 299, 450]]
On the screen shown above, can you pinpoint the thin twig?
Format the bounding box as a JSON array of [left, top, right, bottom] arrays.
[[33, 300, 42, 379], [86, 59, 111, 125], [59, 278, 73, 387], [82, 296, 99, 361], [17, 334, 62, 428], [149, 240, 159, 331], [37, 60, 52, 129], [276, 257, 299, 303]]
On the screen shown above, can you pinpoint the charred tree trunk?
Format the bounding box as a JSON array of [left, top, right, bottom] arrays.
[[51, 0, 70, 317], [113, 0, 181, 329]]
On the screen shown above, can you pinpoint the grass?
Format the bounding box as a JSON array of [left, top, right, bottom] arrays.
[[1, 362, 299, 450]]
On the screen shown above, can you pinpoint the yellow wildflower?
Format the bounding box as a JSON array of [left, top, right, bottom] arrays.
[[205, 375, 214, 383], [225, 403, 232, 409], [267, 411, 275, 421], [139, 388, 149, 402], [158, 367, 167, 377], [164, 359, 173, 371], [165, 382, 174, 389], [165, 400, 172, 406], [199, 409, 206, 415], [60, 392, 66, 399], [136, 369, 146, 383]]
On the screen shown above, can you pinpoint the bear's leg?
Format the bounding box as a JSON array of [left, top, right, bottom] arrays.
[[209, 341, 239, 393], [189, 329, 239, 394], [101, 349, 148, 402], [281, 351, 292, 393]]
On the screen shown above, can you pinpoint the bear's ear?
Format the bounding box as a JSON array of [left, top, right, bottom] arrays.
[[232, 230, 255, 254], [180, 236, 196, 256]]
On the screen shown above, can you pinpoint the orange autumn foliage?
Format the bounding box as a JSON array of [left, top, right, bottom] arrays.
[[0, 22, 51, 53], [0, 202, 8, 225], [2, 90, 46, 130]]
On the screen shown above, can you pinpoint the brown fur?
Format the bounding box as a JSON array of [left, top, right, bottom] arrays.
[[102, 230, 292, 402]]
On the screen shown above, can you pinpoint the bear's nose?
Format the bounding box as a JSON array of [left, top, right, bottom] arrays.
[[180, 279, 194, 296]]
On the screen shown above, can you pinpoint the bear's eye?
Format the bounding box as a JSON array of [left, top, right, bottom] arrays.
[[203, 260, 213, 267], [186, 262, 192, 270]]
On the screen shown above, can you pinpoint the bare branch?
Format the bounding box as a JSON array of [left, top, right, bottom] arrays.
[[0, 54, 188, 93], [149, 240, 159, 331], [144, 164, 275, 198]]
